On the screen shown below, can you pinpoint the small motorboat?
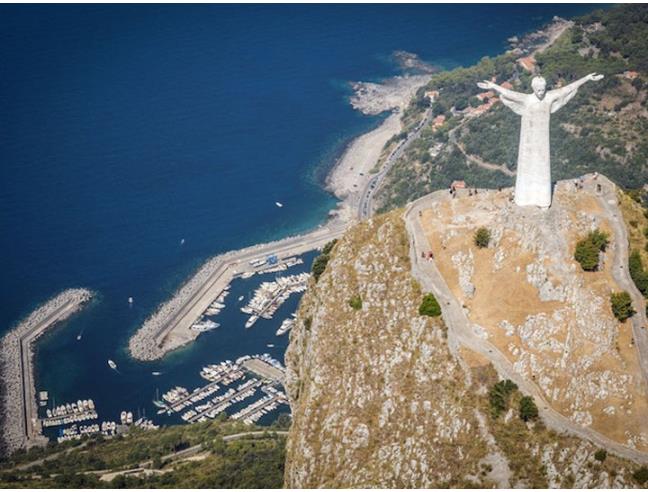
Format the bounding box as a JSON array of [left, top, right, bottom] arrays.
[[275, 202, 283, 208], [108, 359, 118, 370]]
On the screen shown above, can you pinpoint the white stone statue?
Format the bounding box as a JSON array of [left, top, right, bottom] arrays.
[[477, 73, 604, 208]]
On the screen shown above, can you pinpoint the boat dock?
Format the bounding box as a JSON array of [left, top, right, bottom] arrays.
[[240, 355, 285, 383], [230, 385, 288, 425], [129, 223, 345, 361], [184, 379, 263, 423], [241, 273, 309, 328]]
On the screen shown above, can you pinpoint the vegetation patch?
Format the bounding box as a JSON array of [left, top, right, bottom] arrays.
[[418, 293, 442, 317], [629, 250, 648, 297], [473, 227, 491, 249], [574, 228, 609, 271], [519, 396, 539, 422], [594, 449, 607, 462], [633, 466, 648, 485], [488, 379, 517, 418], [610, 291, 635, 321], [311, 239, 338, 282], [348, 295, 362, 310]]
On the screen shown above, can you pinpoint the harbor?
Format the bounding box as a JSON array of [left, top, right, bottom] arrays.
[[128, 224, 344, 361], [154, 354, 288, 426], [26, 255, 311, 448]]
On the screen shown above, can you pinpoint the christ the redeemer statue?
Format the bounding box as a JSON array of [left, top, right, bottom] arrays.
[[477, 73, 603, 208]]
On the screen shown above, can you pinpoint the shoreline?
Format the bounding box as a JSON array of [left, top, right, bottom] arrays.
[[128, 74, 432, 362], [0, 288, 93, 456]]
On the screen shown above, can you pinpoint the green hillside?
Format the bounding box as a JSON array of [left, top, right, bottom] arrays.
[[0, 418, 288, 488], [377, 4, 648, 211]]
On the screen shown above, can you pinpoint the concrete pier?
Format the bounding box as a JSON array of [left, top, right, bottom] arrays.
[[0, 289, 92, 455], [129, 223, 345, 361]]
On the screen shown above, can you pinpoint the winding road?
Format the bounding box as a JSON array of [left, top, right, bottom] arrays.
[[403, 177, 648, 464], [358, 107, 433, 220]]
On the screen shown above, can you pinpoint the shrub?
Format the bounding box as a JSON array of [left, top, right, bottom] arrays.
[[419, 293, 442, 317], [633, 466, 648, 485], [348, 295, 362, 310], [474, 227, 491, 249], [311, 254, 329, 281], [574, 229, 609, 271], [574, 240, 600, 271], [519, 396, 539, 421], [322, 239, 337, 256], [311, 240, 338, 282], [611, 291, 635, 321], [594, 449, 607, 462], [629, 250, 648, 296], [489, 379, 517, 418]]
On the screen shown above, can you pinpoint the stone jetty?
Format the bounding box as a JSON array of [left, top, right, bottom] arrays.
[[0, 288, 93, 455], [129, 224, 344, 361]]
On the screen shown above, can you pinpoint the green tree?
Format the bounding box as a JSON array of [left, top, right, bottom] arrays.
[[322, 239, 338, 256], [474, 227, 491, 249], [519, 396, 539, 421], [629, 249, 648, 296], [574, 239, 600, 271], [311, 254, 329, 281], [594, 449, 607, 462], [419, 293, 442, 317], [489, 379, 518, 418], [611, 291, 635, 321], [574, 229, 609, 271], [633, 466, 648, 485]]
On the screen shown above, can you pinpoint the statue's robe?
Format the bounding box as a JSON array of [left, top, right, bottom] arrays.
[[500, 85, 578, 208]]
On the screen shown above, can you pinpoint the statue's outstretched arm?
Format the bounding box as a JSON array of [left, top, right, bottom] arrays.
[[549, 73, 604, 113], [477, 80, 526, 115], [477, 80, 526, 102]]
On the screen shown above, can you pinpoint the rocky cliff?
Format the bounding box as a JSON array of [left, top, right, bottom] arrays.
[[284, 180, 648, 487]]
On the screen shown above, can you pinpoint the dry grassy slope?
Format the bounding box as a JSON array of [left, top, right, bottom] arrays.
[[284, 211, 489, 488], [420, 180, 648, 452], [283, 209, 644, 488]]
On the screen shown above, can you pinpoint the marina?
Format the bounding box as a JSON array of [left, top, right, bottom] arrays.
[[18, 253, 312, 449], [154, 354, 289, 426], [241, 273, 309, 328]]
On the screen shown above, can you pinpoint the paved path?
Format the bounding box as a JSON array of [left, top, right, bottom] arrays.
[[592, 175, 648, 385], [403, 185, 648, 464]]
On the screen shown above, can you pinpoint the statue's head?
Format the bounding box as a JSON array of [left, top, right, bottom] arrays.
[[531, 76, 547, 100]]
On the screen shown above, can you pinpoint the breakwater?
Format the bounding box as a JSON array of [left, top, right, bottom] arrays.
[[128, 223, 345, 361], [0, 288, 93, 455]]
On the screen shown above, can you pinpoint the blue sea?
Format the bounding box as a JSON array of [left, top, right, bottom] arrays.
[[0, 4, 595, 431]]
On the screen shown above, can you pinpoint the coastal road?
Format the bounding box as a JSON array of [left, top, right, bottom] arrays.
[[403, 185, 648, 464], [358, 107, 433, 220]]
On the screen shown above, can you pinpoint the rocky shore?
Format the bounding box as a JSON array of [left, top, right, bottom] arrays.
[[0, 288, 92, 455]]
